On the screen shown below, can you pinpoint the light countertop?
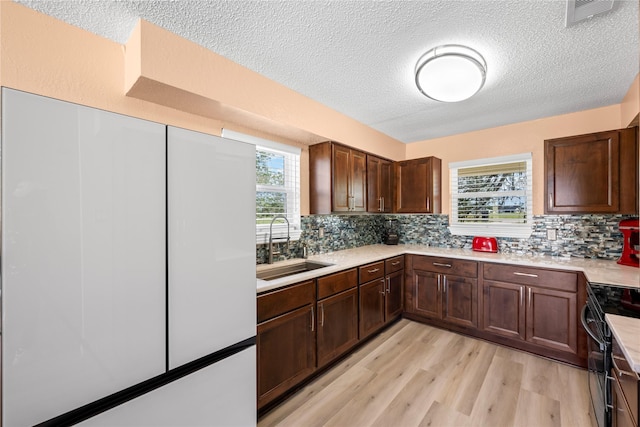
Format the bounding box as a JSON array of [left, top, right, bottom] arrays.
[[606, 314, 640, 373], [257, 244, 640, 294]]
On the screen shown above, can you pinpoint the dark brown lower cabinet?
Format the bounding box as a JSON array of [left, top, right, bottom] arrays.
[[406, 258, 478, 330], [611, 335, 639, 427], [257, 304, 315, 409], [359, 278, 386, 339], [481, 263, 580, 361], [481, 280, 526, 340], [359, 257, 405, 340], [385, 269, 404, 320], [317, 287, 359, 367], [526, 286, 577, 354]]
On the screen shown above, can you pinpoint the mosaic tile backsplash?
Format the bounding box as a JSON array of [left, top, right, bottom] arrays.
[[256, 214, 636, 264]]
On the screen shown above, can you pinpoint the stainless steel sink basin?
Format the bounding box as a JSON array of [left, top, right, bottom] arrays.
[[256, 260, 334, 281]]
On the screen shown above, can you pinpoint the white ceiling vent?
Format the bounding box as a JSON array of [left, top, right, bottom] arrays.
[[566, 0, 615, 27]]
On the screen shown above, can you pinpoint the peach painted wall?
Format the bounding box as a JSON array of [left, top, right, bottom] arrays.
[[621, 74, 640, 127], [1, 2, 637, 218], [0, 2, 404, 216], [406, 105, 623, 215]]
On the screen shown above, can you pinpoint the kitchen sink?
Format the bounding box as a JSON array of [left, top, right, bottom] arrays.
[[256, 260, 334, 281]]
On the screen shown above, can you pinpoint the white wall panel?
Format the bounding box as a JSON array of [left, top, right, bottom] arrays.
[[80, 346, 256, 426], [167, 127, 256, 369], [1, 89, 166, 426]]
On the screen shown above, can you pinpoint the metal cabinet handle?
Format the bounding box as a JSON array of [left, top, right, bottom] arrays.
[[548, 193, 553, 209], [386, 277, 391, 293], [321, 303, 325, 327], [443, 275, 447, 295], [514, 272, 538, 278], [520, 286, 524, 307], [433, 262, 452, 268], [437, 274, 441, 292], [367, 268, 380, 273], [381, 197, 385, 212], [426, 197, 430, 212], [310, 306, 315, 332], [528, 287, 532, 308], [391, 261, 400, 266]]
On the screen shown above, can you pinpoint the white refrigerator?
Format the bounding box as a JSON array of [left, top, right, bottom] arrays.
[[1, 89, 256, 426]]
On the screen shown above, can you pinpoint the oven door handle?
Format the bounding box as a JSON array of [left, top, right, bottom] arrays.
[[581, 304, 605, 352]]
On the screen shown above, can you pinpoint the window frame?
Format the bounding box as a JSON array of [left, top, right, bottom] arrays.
[[448, 153, 533, 238], [221, 129, 302, 244]]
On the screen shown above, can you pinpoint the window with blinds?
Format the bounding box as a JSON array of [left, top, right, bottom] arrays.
[[449, 153, 533, 238], [221, 129, 301, 244], [256, 145, 300, 231]]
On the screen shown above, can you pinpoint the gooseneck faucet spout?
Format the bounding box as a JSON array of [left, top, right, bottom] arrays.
[[268, 214, 290, 264]]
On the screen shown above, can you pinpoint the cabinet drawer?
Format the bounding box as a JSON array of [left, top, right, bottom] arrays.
[[483, 263, 577, 292], [412, 255, 477, 278], [613, 337, 639, 424], [258, 280, 315, 323], [317, 268, 358, 299], [385, 256, 404, 274], [359, 261, 385, 284]]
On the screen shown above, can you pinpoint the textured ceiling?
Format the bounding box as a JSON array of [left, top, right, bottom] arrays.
[[17, 0, 640, 143]]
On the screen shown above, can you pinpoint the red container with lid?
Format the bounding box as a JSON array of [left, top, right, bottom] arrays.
[[472, 236, 498, 253], [618, 218, 639, 267]]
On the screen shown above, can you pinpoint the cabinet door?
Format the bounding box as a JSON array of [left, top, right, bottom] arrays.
[[380, 159, 393, 213], [360, 279, 386, 339], [526, 287, 578, 355], [395, 159, 428, 213], [385, 270, 404, 321], [395, 157, 441, 213], [612, 375, 636, 427], [442, 275, 478, 329], [332, 144, 351, 212], [257, 305, 316, 409], [351, 149, 367, 212], [367, 155, 392, 213], [317, 288, 359, 367], [411, 270, 442, 319], [367, 155, 382, 212], [481, 280, 526, 340], [545, 130, 620, 213]]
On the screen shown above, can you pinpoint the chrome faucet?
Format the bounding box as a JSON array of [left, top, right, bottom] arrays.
[[268, 214, 290, 264]]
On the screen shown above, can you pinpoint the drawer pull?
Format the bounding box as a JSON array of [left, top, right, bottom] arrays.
[[367, 268, 380, 273], [612, 357, 636, 378], [432, 262, 452, 268], [391, 261, 400, 266], [310, 306, 315, 332], [514, 272, 538, 278]]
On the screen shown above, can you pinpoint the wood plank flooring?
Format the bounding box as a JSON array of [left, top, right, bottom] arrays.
[[258, 319, 596, 427]]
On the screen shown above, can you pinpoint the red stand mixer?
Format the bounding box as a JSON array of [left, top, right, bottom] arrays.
[[617, 218, 639, 267]]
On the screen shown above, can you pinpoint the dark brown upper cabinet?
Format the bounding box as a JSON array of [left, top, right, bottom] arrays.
[[310, 142, 366, 214], [545, 127, 638, 214], [394, 157, 442, 213], [367, 155, 393, 213]]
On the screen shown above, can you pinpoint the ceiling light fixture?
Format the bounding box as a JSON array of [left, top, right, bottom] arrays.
[[415, 44, 487, 103]]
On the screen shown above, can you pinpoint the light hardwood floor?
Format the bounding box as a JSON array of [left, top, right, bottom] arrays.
[[258, 319, 596, 427]]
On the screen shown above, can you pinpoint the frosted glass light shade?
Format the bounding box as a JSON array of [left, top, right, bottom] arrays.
[[415, 45, 487, 102]]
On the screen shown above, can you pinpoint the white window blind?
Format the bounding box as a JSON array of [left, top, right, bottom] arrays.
[[221, 129, 301, 244], [449, 153, 533, 238]]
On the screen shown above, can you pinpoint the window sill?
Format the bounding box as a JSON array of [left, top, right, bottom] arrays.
[[448, 223, 533, 239]]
